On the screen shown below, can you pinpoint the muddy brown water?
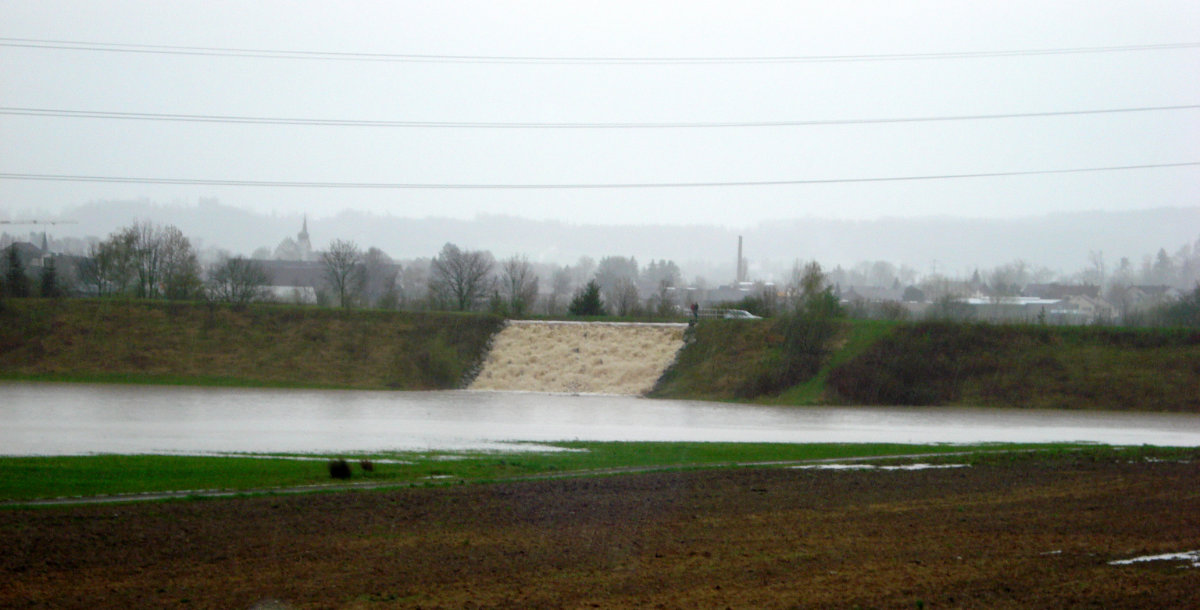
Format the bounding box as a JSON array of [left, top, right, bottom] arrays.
[[4, 381, 1200, 455]]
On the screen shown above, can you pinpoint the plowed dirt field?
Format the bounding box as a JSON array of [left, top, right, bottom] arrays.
[[3, 458, 1199, 609]]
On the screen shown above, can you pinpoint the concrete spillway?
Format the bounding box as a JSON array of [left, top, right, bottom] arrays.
[[469, 321, 687, 395]]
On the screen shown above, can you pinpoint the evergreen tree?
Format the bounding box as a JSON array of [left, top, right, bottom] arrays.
[[39, 256, 60, 297], [4, 246, 30, 298], [568, 279, 606, 316]]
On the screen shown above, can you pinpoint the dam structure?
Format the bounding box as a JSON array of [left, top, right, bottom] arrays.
[[469, 320, 688, 395]]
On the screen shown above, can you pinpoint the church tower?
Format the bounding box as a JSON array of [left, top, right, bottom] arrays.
[[296, 215, 313, 261]]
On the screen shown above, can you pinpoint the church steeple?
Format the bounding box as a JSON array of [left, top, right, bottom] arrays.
[[296, 215, 313, 261]]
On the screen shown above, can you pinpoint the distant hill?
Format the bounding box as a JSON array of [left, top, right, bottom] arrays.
[[15, 199, 1199, 281]]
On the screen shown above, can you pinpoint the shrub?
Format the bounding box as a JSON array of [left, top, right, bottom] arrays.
[[328, 459, 352, 479], [359, 459, 375, 472]]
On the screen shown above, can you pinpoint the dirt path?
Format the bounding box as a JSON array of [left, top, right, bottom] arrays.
[[3, 458, 1199, 609]]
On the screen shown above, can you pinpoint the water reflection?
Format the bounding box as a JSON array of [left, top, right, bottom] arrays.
[[2, 381, 1199, 456]]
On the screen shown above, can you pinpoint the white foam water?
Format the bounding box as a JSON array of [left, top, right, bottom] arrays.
[[468, 321, 687, 395]]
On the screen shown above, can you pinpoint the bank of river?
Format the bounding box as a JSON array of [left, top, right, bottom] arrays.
[[4, 382, 1200, 456], [4, 301, 1198, 412]]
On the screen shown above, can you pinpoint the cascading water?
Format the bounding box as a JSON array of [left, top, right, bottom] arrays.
[[468, 321, 687, 395]]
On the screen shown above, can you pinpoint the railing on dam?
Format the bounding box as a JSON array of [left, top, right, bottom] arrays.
[[468, 320, 687, 395]]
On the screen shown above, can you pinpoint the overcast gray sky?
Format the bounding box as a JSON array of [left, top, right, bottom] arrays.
[[2, 0, 1198, 227]]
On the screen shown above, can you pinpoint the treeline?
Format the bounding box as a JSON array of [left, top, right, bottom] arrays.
[[0, 224, 692, 319], [5, 221, 1197, 327], [0, 222, 260, 305]]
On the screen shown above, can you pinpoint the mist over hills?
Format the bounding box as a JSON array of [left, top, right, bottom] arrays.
[[10, 199, 1198, 281]]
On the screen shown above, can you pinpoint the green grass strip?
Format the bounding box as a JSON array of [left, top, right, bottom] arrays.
[[0, 441, 1144, 503], [773, 319, 899, 405], [0, 371, 352, 390]]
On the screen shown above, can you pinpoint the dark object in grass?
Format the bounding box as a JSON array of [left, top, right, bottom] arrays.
[[328, 459, 352, 480], [359, 459, 375, 472]]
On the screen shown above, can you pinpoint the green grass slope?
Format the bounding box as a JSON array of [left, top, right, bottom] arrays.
[[826, 322, 1200, 412], [0, 299, 503, 390], [654, 318, 1200, 412]]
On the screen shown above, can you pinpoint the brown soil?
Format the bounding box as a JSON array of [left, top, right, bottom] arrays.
[[3, 459, 1199, 609]]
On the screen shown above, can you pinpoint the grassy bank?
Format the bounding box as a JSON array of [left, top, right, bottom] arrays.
[[654, 318, 1200, 412], [0, 299, 503, 390], [0, 441, 1141, 503], [827, 322, 1200, 412], [4, 300, 1198, 411], [650, 318, 897, 404]]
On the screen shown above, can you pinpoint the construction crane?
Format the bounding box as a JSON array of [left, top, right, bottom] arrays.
[[0, 220, 78, 225], [0, 220, 78, 254]]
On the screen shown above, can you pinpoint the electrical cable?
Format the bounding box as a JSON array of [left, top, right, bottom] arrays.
[[2, 37, 1197, 64], [2, 162, 1196, 190], [2, 104, 1197, 129]]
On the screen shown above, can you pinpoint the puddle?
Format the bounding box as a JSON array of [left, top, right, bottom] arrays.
[[791, 463, 968, 471], [1109, 550, 1200, 568], [167, 452, 415, 464]]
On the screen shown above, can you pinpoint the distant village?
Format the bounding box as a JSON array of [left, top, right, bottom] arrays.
[[2, 217, 1197, 327]]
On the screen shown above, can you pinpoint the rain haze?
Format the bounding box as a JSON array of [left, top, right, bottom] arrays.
[[1, 0, 1198, 271]]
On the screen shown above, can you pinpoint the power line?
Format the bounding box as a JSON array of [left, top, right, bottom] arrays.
[[2, 104, 1197, 129], [2, 163, 1196, 190], [2, 36, 1198, 64]]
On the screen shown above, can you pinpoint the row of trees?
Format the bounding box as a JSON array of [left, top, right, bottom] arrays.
[[310, 241, 544, 315], [78, 223, 201, 299], [417, 246, 681, 316], [1, 222, 272, 307], [14, 222, 1193, 325], [4, 226, 679, 316]]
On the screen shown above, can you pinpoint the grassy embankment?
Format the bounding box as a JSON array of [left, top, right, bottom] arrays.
[[0, 299, 503, 390], [3, 300, 1197, 410], [3, 441, 1183, 503], [652, 318, 1200, 412]]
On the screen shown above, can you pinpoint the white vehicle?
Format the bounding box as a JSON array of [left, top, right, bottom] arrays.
[[722, 309, 761, 320]]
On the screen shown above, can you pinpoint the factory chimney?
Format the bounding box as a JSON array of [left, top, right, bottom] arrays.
[[736, 236, 745, 283]]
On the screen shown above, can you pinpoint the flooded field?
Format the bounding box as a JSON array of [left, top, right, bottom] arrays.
[[4, 381, 1200, 455]]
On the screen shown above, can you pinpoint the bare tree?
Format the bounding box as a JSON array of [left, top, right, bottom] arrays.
[[397, 259, 430, 310], [207, 256, 270, 306], [79, 238, 135, 297], [159, 225, 202, 300], [83, 222, 198, 299], [610, 277, 640, 316], [784, 260, 806, 307], [321, 239, 364, 308], [128, 222, 163, 298], [594, 255, 638, 306], [429, 243, 493, 311], [653, 279, 677, 317], [500, 254, 539, 316], [361, 247, 400, 308], [546, 266, 573, 315], [1087, 250, 1106, 286]]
